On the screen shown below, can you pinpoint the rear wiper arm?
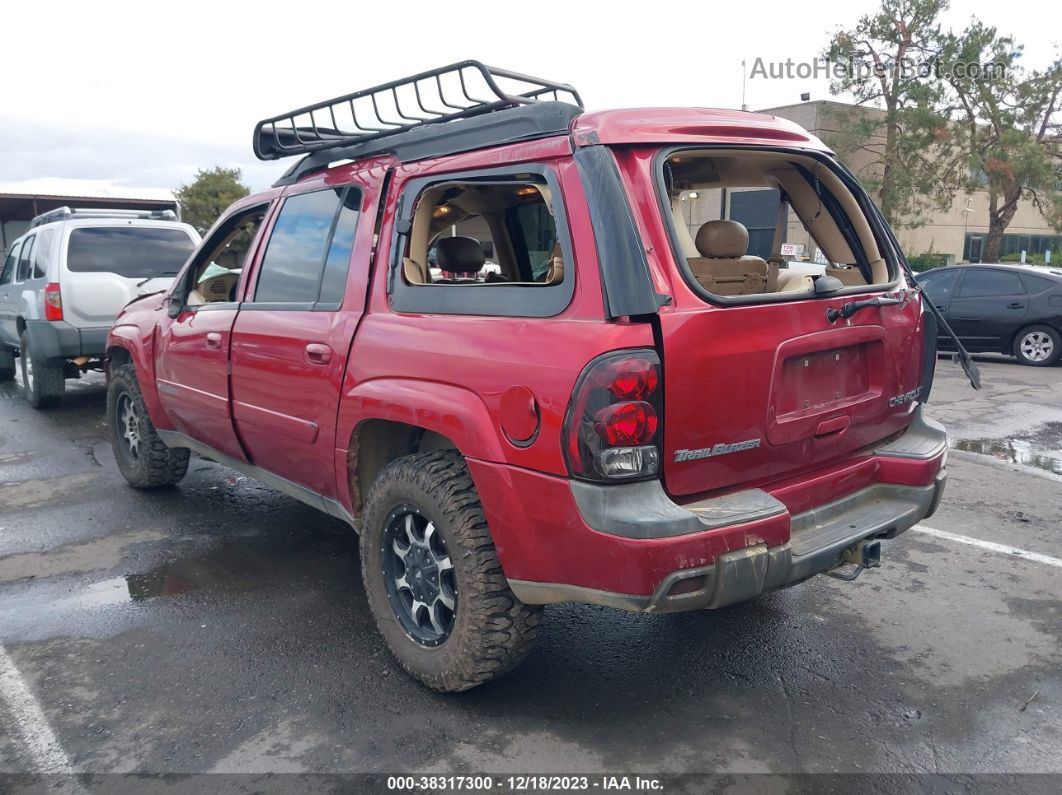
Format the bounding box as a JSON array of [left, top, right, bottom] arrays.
[[826, 296, 902, 323]]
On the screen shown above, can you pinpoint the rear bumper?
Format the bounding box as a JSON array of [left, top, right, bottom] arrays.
[[473, 406, 947, 613], [23, 320, 108, 359], [509, 474, 944, 613]]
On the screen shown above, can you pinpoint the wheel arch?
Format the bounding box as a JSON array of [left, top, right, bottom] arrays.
[[105, 326, 170, 430], [338, 378, 505, 516]]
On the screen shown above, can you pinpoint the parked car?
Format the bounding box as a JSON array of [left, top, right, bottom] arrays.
[[916, 264, 1062, 366], [105, 62, 947, 691], [0, 207, 200, 406]]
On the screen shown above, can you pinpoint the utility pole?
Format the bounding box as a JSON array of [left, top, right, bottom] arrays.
[[741, 61, 748, 111]]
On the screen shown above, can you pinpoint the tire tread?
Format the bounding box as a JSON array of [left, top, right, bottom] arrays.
[[362, 450, 541, 692]]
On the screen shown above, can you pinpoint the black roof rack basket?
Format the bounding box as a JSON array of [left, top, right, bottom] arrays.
[[253, 61, 583, 161]]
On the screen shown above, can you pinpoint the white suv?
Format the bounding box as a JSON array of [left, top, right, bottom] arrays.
[[0, 207, 200, 407]]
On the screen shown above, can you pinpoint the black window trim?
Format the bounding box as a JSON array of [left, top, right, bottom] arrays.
[[651, 144, 903, 307], [15, 234, 36, 283], [242, 184, 363, 313], [389, 163, 576, 318]]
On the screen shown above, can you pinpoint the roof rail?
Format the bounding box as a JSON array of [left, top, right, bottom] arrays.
[[253, 60, 583, 161], [30, 206, 179, 228]]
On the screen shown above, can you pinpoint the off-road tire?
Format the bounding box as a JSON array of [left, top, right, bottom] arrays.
[[1012, 325, 1062, 367], [361, 450, 542, 692], [19, 331, 64, 408], [0, 347, 15, 381], [107, 364, 189, 488]]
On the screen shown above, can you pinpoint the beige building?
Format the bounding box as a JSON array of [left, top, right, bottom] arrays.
[[755, 100, 1062, 265]]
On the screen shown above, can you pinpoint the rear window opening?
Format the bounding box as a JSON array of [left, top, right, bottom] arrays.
[[402, 178, 564, 288], [659, 149, 895, 300], [66, 226, 196, 279]]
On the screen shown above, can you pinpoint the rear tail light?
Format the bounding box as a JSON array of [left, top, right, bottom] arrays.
[[44, 283, 63, 321], [564, 349, 662, 481]]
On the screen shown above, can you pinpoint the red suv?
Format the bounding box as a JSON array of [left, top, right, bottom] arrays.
[[106, 62, 948, 691]]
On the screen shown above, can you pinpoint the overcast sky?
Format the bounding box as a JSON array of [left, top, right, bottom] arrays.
[[1, 0, 1056, 199]]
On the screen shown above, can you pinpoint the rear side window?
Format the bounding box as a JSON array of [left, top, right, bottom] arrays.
[[33, 228, 56, 279], [1020, 273, 1057, 293], [67, 227, 195, 278], [958, 269, 1024, 298], [253, 187, 360, 306], [16, 236, 35, 281]]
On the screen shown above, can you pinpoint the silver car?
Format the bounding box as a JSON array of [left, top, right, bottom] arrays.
[[0, 207, 200, 407]]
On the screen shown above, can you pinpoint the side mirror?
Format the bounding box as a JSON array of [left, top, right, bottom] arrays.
[[167, 294, 183, 318], [814, 275, 845, 296]]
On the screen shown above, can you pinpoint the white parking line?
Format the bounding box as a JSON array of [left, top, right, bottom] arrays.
[[0, 644, 75, 774], [912, 524, 1062, 569]]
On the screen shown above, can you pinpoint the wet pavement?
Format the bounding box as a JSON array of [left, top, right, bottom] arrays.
[[0, 356, 1060, 785]]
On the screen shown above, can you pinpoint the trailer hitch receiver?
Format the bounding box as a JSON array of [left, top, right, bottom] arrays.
[[825, 539, 881, 582]]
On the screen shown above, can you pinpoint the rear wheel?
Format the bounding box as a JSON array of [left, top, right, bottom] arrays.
[[0, 347, 14, 381], [361, 450, 542, 692], [107, 363, 189, 488], [1013, 325, 1061, 367], [19, 331, 64, 408]]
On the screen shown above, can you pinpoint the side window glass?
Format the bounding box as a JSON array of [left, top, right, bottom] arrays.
[[958, 269, 1024, 298], [184, 206, 269, 306], [919, 269, 959, 302], [0, 242, 20, 285], [253, 186, 359, 307], [32, 229, 56, 280], [318, 190, 360, 305], [254, 189, 341, 304], [16, 236, 36, 282]]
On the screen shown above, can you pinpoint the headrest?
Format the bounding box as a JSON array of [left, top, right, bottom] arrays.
[[695, 220, 749, 259], [435, 236, 484, 274]]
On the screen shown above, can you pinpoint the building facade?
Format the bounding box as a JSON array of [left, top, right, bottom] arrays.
[[756, 100, 1061, 265]]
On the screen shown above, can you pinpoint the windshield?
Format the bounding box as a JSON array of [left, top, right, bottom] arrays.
[[66, 227, 195, 278]]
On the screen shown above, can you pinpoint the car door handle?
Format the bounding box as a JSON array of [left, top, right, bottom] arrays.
[[205, 332, 223, 350], [935, 305, 947, 312], [1007, 302, 1025, 309], [304, 343, 332, 365]]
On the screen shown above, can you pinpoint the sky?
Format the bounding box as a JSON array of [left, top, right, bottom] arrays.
[[0, 0, 1057, 199]]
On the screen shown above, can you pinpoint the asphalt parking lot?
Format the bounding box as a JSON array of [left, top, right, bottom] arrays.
[[1, 356, 1060, 789]]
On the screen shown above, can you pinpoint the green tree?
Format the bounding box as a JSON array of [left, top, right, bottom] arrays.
[[823, 0, 959, 226], [174, 167, 250, 235], [937, 24, 1062, 262]]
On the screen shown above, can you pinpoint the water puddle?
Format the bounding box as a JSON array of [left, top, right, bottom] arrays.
[[952, 422, 1062, 476], [60, 570, 198, 610]]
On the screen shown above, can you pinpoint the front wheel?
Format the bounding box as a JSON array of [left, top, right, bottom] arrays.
[[1013, 325, 1061, 367], [107, 364, 189, 488], [19, 331, 64, 408], [361, 451, 542, 692]]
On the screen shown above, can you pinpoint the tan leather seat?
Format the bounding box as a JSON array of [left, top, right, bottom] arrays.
[[544, 242, 564, 285], [825, 266, 867, 286], [776, 270, 814, 292], [687, 220, 772, 296], [188, 273, 239, 305], [403, 257, 429, 285]]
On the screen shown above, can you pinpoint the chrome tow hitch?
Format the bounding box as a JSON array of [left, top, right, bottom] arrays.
[[825, 539, 882, 582]]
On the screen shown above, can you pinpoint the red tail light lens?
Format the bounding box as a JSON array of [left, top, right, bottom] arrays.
[[564, 349, 662, 481], [607, 357, 659, 400], [594, 401, 658, 445], [44, 283, 63, 321]]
